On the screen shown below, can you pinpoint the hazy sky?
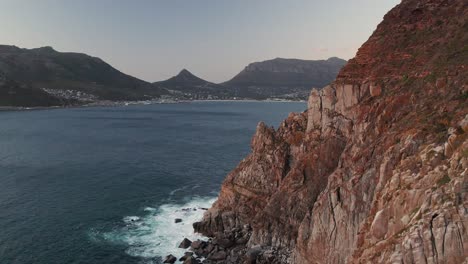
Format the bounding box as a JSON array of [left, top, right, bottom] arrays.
[[0, 0, 399, 83]]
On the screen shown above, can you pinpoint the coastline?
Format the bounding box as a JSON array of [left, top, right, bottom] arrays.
[[0, 99, 306, 112], [191, 99, 306, 103]]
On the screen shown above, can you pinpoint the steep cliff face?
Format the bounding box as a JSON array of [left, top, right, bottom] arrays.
[[195, 0, 467, 263]]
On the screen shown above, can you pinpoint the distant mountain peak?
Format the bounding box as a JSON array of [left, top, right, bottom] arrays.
[[177, 68, 196, 78], [154, 69, 212, 87], [153, 68, 230, 97], [327, 57, 347, 63], [32, 46, 57, 53], [224, 57, 347, 89], [168, 68, 206, 83]]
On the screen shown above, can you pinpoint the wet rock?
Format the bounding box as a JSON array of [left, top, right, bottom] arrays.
[[190, 240, 205, 250], [182, 256, 199, 264], [163, 254, 177, 263], [179, 252, 193, 261], [193, 248, 206, 258], [204, 243, 215, 254], [178, 238, 192, 249], [175, 218, 182, 223]]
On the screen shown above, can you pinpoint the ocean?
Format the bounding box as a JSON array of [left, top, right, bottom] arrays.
[[0, 101, 305, 264]]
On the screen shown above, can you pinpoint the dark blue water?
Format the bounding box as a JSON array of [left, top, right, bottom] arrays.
[[0, 101, 305, 264]]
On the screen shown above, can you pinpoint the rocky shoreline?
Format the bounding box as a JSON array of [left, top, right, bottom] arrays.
[[165, 223, 292, 264]]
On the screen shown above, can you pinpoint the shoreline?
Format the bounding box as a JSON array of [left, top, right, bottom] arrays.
[[191, 99, 306, 103], [0, 99, 306, 112]]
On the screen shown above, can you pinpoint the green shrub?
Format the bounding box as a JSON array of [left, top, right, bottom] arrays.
[[437, 174, 451, 186]]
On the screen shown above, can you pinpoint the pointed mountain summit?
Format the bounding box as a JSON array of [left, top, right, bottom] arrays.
[[153, 69, 233, 100], [163, 69, 212, 86]]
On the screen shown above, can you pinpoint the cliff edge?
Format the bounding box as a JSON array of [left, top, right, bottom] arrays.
[[194, 0, 467, 263]]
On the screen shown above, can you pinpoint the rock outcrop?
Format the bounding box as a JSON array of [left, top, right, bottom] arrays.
[[194, 0, 468, 263]]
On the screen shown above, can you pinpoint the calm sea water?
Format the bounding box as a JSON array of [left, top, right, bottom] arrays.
[[0, 101, 305, 264]]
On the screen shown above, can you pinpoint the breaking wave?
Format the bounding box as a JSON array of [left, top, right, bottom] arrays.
[[89, 195, 216, 263]]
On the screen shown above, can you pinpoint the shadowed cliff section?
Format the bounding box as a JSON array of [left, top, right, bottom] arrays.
[[194, 0, 468, 263], [0, 73, 66, 107]]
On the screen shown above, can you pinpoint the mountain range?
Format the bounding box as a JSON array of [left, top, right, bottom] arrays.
[[0, 45, 346, 107], [154, 57, 347, 100]]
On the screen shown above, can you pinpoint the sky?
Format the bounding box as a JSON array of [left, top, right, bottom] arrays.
[[0, 0, 400, 83]]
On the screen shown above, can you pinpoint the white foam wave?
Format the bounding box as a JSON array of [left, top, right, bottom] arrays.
[[143, 207, 156, 212], [168, 186, 189, 196], [98, 196, 216, 263], [123, 216, 141, 223]]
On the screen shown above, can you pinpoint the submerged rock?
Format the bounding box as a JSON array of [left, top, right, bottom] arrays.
[[179, 252, 194, 261], [190, 240, 205, 250], [183, 256, 200, 264]]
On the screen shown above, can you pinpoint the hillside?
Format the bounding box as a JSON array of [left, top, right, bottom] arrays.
[[0, 45, 167, 106], [0, 73, 65, 107], [192, 0, 468, 263], [223, 57, 347, 100], [153, 69, 235, 100]]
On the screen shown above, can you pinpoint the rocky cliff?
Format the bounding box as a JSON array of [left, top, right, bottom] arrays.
[[194, 0, 468, 263]]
